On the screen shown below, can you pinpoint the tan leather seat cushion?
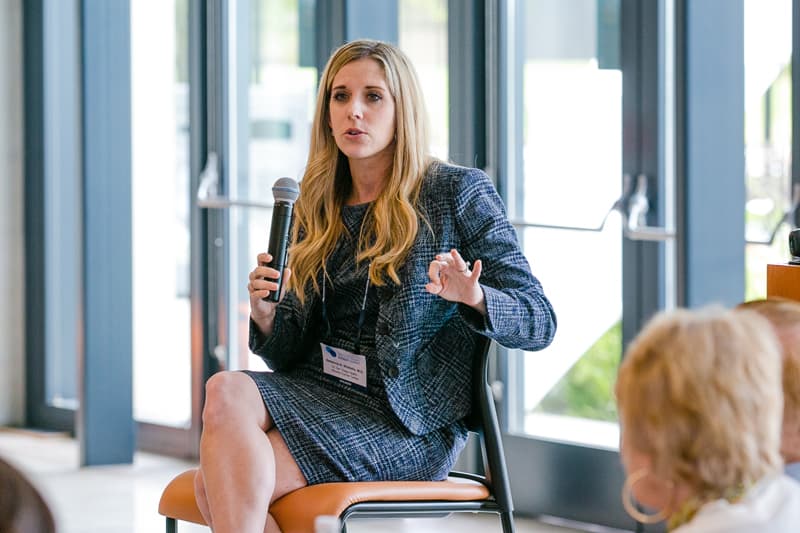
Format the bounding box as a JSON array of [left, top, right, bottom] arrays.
[[159, 468, 491, 533]]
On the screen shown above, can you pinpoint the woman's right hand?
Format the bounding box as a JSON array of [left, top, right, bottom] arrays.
[[248, 252, 292, 335]]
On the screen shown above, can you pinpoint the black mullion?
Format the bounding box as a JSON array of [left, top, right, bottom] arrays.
[[621, 0, 663, 348], [23, 0, 76, 433], [448, 0, 485, 169], [675, 0, 687, 306], [620, 0, 643, 347], [23, 0, 50, 429], [205, 0, 228, 383], [188, 0, 209, 457], [315, 0, 346, 72]]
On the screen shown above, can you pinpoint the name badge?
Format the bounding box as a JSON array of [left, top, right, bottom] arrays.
[[320, 343, 367, 391]]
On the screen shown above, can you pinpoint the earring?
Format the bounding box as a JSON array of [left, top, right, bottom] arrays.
[[621, 468, 670, 524]]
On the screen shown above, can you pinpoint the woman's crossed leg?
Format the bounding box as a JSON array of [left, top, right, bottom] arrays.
[[194, 371, 307, 533]]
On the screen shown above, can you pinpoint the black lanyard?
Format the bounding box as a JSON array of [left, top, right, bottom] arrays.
[[321, 263, 371, 354]]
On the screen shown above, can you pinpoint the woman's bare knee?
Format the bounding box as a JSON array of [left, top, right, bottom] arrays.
[[202, 371, 271, 430]]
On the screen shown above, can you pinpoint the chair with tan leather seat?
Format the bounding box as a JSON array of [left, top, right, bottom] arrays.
[[158, 336, 516, 532]]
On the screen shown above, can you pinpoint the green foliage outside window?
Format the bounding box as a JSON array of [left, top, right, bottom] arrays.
[[534, 320, 622, 422]]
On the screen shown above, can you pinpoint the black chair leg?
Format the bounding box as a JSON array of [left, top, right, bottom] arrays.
[[500, 511, 515, 533], [166, 517, 177, 533]]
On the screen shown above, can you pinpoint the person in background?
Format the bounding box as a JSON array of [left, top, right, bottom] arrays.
[[0, 456, 56, 533], [193, 39, 556, 533], [615, 307, 800, 532], [737, 298, 800, 481]]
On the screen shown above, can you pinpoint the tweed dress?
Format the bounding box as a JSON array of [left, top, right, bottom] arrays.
[[243, 202, 469, 486]]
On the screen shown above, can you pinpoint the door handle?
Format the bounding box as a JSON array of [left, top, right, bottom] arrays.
[[623, 174, 675, 241], [196, 152, 272, 210], [510, 177, 626, 233], [510, 173, 675, 241]]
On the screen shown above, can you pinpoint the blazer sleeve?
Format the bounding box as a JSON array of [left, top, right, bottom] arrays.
[[248, 289, 314, 371], [450, 167, 557, 351]]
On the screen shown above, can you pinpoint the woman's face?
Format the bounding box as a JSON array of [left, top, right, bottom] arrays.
[[328, 58, 397, 169]]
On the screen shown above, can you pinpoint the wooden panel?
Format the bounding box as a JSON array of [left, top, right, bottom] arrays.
[[767, 263, 800, 302]]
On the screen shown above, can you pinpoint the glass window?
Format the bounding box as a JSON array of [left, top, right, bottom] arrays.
[[744, 0, 792, 299], [399, 0, 448, 159], [130, 0, 192, 427], [231, 0, 318, 371], [510, 0, 622, 448]]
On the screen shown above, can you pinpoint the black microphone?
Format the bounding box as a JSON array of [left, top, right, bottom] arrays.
[[264, 177, 300, 302], [790, 228, 800, 265]]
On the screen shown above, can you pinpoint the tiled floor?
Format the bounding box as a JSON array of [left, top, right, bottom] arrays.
[[0, 429, 593, 533]]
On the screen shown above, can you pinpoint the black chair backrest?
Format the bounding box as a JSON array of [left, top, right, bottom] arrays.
[[463, 335, 492, 432], [461, 336, 514, 514]]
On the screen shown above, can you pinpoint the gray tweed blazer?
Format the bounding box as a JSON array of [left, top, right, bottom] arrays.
[[250, 162, 556, 435]]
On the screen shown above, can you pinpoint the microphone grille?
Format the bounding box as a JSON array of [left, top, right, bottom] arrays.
[[272, 177, 300, 204]]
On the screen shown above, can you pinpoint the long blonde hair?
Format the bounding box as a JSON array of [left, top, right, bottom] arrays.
[[287, 39, 433, 303], [616, 307, 783, 499]]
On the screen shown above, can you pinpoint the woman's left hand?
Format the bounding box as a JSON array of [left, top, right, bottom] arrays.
[[426, 249, 486, 313]]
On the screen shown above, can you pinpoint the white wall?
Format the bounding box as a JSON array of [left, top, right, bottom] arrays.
[[0, 0, 25, 425]]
